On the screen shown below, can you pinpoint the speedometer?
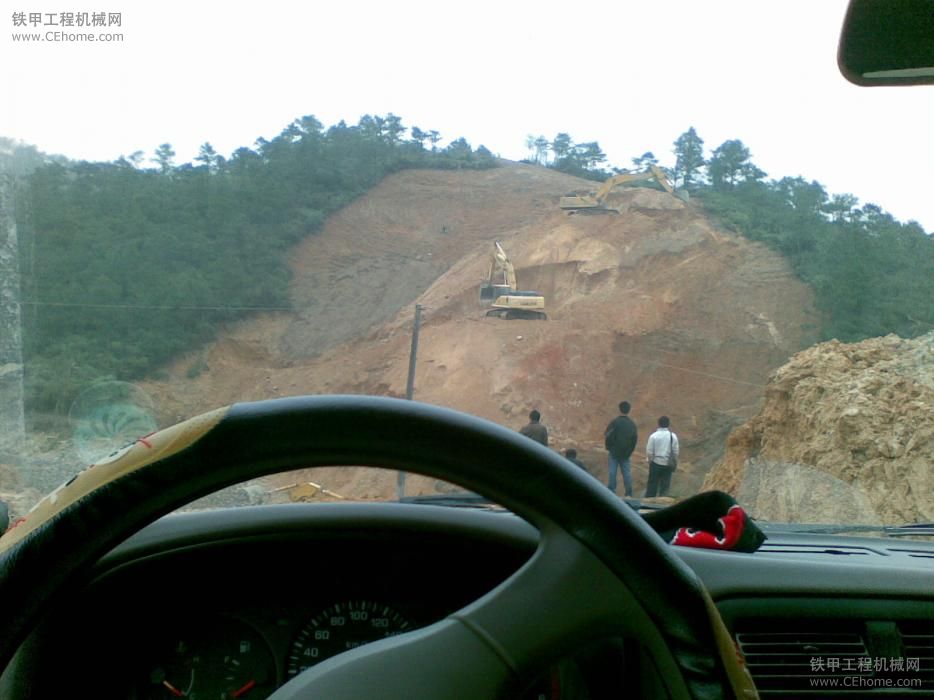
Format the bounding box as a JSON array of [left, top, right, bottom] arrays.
[[286, 600, 413, 678]]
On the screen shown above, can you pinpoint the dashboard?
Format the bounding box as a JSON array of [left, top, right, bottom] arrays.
[[9, 505, 539, 700], [3, 502, 934, 699]]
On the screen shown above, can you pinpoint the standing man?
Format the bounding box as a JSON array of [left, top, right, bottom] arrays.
[[519, 409, 548, 447], [604, 401, 637, 497], [564, 448, 587, 471], [645, 415, 679, 498]]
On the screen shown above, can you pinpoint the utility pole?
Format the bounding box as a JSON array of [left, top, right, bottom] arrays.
[[0, 174, 27, 512], [405, 304, 423, 401], [397, 304, 423, 499]]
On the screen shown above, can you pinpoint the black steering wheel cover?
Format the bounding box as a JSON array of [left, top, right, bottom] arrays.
[[0, 395, 733, 699]]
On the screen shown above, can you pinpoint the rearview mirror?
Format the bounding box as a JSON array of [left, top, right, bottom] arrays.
[[838, 0, 934, 86]]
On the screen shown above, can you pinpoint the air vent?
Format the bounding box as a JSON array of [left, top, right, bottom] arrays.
[[897, 620, 934, 691], [736, 621, 872, 697]]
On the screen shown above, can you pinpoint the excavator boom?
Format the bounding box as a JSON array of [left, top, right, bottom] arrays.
[[559, 164, 675, 213], [479, 242, 546, 320], [490, 241, 518, 291]]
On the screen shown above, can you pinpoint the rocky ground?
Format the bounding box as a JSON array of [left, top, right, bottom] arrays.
[[704, 332, 934, 525]]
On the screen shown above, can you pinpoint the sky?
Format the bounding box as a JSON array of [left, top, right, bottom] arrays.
[[2, 0, 933, 231]]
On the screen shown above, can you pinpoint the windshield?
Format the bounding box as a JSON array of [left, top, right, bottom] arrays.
[[1, 1, 932, 536]]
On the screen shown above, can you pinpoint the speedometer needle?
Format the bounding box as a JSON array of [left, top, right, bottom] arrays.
[[162, 680, 185, 697], [231, 679, 256, 697]]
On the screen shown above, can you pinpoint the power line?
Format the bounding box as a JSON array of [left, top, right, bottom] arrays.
[[623, 353, 767, 388], [14, 300, 294, 312], [14, 300, 768, 389]]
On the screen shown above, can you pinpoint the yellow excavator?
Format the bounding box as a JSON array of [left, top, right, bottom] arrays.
[[559, 164, 676, 213], [479, 241, 547, 320]]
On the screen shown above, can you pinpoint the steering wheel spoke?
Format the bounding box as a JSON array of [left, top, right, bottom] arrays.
[[457, 524, 642, 674], [0, 396, 745, 699], [271, 524, 644, 699]]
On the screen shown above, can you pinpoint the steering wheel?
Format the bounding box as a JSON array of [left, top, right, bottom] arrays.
[[0, 396, 752, 699]]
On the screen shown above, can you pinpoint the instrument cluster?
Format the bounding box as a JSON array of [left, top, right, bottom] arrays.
[[137, 599, 417, 699]]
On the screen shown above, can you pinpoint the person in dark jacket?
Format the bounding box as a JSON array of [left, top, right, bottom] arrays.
[[564, 448, 586, 471], [604, 400, 638, 497], [519, 409, 548, 447]]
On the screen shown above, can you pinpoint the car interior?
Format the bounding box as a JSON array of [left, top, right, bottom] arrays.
[[1, 2, 932, 699]]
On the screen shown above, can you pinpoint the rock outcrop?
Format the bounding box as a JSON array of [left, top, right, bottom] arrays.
[[704, 333, 934, 524]]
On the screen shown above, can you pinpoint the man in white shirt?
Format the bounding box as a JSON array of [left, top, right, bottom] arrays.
[[645, 415, 679, 497]]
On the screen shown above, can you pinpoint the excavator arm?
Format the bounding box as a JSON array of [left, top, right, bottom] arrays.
[[479, 242, 546, 319], [490, 241, 518, 291], [560, 164, 674, 212]]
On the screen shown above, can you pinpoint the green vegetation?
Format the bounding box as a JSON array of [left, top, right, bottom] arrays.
[[524, 133, 609, 180], [527, 127, 933, 343], [10, 116, 932, 414], [14, 114, 496, 412], [672, 128, 934, 343]]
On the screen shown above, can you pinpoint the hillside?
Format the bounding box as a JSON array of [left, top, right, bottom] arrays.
[[703, 332, 934, 525], [138, 162, 819, 497]]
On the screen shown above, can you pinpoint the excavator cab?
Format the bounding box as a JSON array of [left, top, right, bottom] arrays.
[[479, 242, 547, 320], [479, 282, 511, 304], [560, 164, 676, 213]]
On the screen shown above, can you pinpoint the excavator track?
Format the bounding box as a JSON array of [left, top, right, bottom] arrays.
[[480, 242, 547, 320], [567, 207, 618, 215], [559, 164, 674, 213], [486, 309, 547, 321]]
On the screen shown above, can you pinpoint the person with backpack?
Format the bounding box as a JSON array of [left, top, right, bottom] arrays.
[[518, 409, 548, 447], [604, 401, 638, 497], [645, 415, 679, 498]]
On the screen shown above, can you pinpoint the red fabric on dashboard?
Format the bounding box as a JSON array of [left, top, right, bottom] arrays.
[[671, 504, 749, 550]]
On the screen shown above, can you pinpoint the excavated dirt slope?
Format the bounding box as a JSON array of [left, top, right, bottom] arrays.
[[703, 332, 934, 525], [137, 162, 818, 499]]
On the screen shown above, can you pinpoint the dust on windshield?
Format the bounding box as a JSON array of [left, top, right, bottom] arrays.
[[1, 1, 932, 534]]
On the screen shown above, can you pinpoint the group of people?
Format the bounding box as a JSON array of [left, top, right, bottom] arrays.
[[518, 401, 679, 499]]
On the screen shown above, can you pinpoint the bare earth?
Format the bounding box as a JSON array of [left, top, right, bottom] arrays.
[[138, 162, 819, 499], [704, 332, 934, 525]]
